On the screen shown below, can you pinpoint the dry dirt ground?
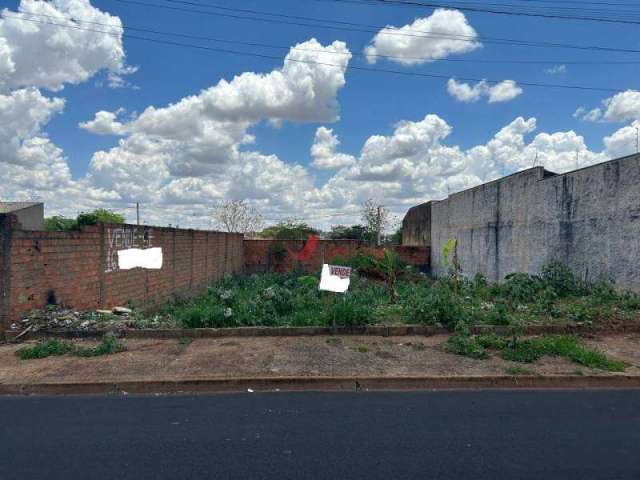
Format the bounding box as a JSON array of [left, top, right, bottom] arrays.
[[1, 334, 639, 385]]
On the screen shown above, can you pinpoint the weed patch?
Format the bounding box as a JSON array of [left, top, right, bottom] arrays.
[[140, 260, 639, 331], [16, 334, 126, 360], [445, 332, 625, 372]]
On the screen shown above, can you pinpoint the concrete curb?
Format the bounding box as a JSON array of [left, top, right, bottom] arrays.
[[1, 375, 640, 396], [6, 322, 640, 342]]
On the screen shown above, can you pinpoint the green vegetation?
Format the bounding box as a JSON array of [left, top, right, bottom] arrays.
[[259, 221, 320, 240], [44, 208, 125, 231], [326, 224, 370, 241], [76, 208, 125, 226], [143, 255, 639, 333], [445, 332, 626, 372], [16, 334, 126, 360], [158, 272, 384, 329]]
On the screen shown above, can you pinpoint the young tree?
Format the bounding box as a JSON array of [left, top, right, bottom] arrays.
[[213, 200, 264, 236], [361, 199, 391, 246]]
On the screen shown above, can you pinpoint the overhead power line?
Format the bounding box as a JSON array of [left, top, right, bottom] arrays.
[[2, 12, 630, 93], [14, 9, 640, 65], [320, 0, 640, 16], [105, 0, 640, 56], [320, 0, 640, 24]]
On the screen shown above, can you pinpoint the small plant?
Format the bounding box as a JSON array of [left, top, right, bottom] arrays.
[[75, 333, 126, 357], [356, 345, 369, 353], [444, 333, 488, 359], [442, 238, 462, 288], [444, 323, 488, 359], [369, 249, 403, 303], [178, 337, 193, 348]]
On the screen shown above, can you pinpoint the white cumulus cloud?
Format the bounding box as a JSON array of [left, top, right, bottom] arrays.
[[447, 78, 523, 103], [311, 127, 356, 169], [0, 0, 130, 92], [364, 9, 480, 65]]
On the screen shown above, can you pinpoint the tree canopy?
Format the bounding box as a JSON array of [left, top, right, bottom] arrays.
[[44, 209, 125, 231], [259, 221, 320, 240]]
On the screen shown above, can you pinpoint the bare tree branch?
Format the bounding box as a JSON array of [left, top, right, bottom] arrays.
[[212, 200, 264, 237]]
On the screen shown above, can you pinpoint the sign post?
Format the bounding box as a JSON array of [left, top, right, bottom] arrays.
[[319, 264, 352, 332]]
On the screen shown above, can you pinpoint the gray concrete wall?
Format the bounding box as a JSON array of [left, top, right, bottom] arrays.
[[13, 204, 44, 230], [402, 201, 432, 246], [429, 153, 640, 292]]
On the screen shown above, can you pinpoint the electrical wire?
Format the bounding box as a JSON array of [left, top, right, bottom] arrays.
[[2, 12, 631, 93]]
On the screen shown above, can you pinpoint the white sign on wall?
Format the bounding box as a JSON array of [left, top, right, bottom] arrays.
[[117, 247, 163, 270], [319, 264, 351, 293]]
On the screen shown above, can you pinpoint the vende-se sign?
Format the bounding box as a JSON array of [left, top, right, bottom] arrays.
[[319, 264, 352, 293]]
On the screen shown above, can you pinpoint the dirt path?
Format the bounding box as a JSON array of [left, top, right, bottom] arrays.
[[1, 333, 639, 385]]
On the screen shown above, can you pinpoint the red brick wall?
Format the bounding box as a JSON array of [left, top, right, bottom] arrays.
[[244, 239, 429, 274], [2, 222, 243, 327]]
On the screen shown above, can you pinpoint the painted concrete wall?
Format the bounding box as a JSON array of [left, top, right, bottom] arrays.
[[424, 153, 640, 292]]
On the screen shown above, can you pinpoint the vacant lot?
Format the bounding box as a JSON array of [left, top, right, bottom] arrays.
[[145, 260, 640, 330], [16, 259, 640, 333]]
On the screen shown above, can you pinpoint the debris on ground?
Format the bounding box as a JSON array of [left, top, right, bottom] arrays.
[[10, 305, 179, 334]]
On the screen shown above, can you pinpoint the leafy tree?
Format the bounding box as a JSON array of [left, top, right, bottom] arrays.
[[259, 220, 320, 240], [44, 216, 77, 231], [76, 209, 125, 226], [44, 209, 125, 231], [326, 224, 370, 241], [212, 199, 264, 236]]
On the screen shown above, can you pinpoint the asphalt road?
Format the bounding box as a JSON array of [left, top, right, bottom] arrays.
[[0, 390, 639, 479]]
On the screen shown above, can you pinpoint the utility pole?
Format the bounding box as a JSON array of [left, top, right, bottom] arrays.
[[136, 202, 140, 225], [376, 205, 381, 246], [532, 149, 538, 168]]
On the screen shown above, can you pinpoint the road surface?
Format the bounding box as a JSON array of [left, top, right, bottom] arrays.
[[0, 390, 638, 479]]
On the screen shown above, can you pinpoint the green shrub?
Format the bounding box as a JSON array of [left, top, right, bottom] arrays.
[[497, 272, 545, 304], [405, 283, 467, 328], [588, 279, 618, 304], [541, 261, 577, 297], [621, 292, 640, 311]]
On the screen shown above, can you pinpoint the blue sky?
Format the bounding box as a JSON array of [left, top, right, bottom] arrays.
[[1, 0, 640, 227]]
